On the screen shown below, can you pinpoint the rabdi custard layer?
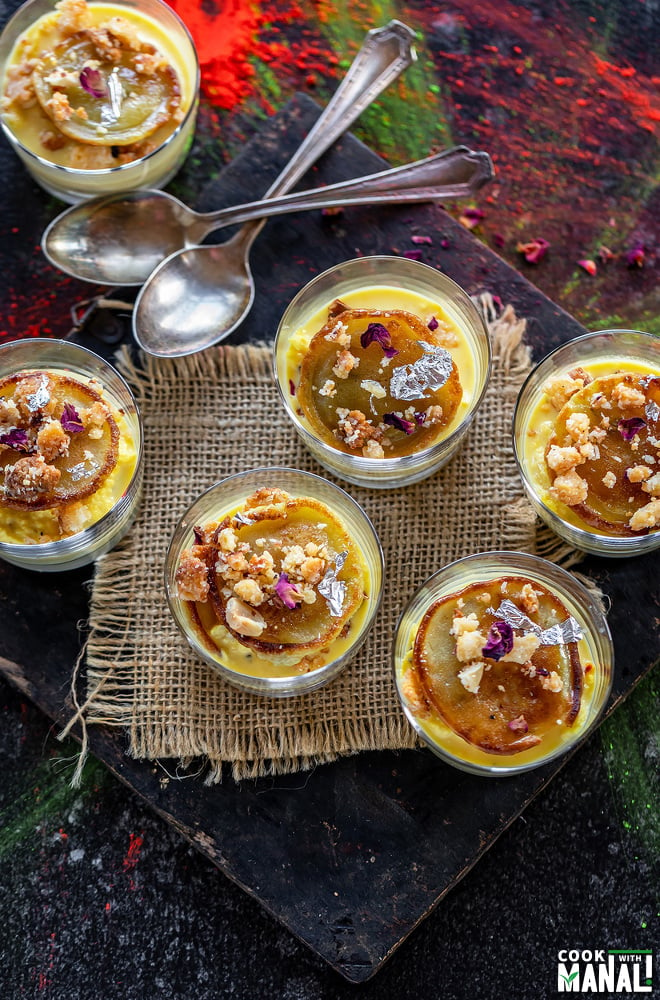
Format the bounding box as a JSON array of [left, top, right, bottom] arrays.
[[286, 286, 476, 460], [1, 0, 193, 170], [523, 360, 660, 537], [174, 486, 370, 679], [0, 368, 137, 543]]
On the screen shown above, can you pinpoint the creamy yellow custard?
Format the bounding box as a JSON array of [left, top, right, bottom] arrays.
[[522, 356, 660, 537], [286, 285, 476, 459], [2, 0, 196, 169], [0, 367, 138, 543], [174, 486, 371, 680]]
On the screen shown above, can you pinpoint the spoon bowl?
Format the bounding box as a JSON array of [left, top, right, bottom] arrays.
[[137, 229, 256, 357]]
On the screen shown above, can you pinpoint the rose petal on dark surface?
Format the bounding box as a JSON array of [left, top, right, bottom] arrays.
[[482, 620, 514, 661], [516, 237, 550, 264], [275, 573, 301, 609], [618, 416, 646, 441], [411, 235, 432, 245], [626, 242, 645, 268], [79, 67, 107, 99], [0, 428, 31, 452], [61, 403, 84, 434], [383, 412, 415, 435], [403, 250, 423, 261]]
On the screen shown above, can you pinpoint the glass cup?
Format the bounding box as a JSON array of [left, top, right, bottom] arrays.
[[274, 256, 491, 489], [513, 329, 660, 557], [0, 0, 200, 202], [0, 338, 143, 571], [165, 467, 384, 697], [394, 551, 613, 777]]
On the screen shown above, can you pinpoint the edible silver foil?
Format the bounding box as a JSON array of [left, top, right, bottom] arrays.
[[27, 376, 50, 412], [490, 598, 583, 645], [234, 511, 254, 525], [645, 399, 660, 423], [69, 460, 97, 482], [389, 342, 453, 401], [107, 69, 123, 121], [318, 550, 347, 617]]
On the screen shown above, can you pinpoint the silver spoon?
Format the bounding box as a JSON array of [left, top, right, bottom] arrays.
[[128, 20, 419, 358], [43, 146, 493, 286]]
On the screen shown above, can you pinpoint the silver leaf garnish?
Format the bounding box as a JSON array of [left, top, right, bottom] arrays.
[[106, 68, 123, 122], [389, 341, 453, 401], [27, 375, 51, 412], [69, 460, 97, 482], [318, 550, 347, 617], [645, 399, 660, 423], [234, 511, 254, 525], [489, 598, 583, 645]]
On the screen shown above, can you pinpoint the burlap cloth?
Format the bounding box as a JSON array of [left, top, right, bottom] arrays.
[[76, 297, 560, 782]]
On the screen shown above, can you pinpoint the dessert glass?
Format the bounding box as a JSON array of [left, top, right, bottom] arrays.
[[0, 0, 199, 202], [274, 256, 491, 489], [394, 551, 613, 777], [0, 338, 143, 571], [166, 467, 384, 697], [514, 330, 660, 557]]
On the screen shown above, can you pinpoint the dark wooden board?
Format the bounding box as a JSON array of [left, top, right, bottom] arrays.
[[0, 96, 657, 983]]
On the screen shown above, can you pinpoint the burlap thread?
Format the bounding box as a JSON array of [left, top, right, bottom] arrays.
[[82, 300, 551, 781]]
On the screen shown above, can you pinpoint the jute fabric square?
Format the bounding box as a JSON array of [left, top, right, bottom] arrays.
[[83, 300, 539, 781]]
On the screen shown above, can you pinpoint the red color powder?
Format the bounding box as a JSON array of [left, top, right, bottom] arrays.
[[122, 832, 144, 872], [168, 0, 263, 110]]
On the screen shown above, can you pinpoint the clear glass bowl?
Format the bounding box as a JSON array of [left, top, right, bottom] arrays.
[[273, 256, 491, 489], [165, 467, 384, 697], [0, 0, 199, 202], [513, 329, 660, 557], [393, 551, 613, 777], [0, 338, 143, 571]]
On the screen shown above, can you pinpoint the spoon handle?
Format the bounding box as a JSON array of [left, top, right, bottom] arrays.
[[191, 146, 493, 243], [231, 20, 416, 251]]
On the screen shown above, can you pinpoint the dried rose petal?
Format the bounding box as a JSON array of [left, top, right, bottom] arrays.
[[482, 620, 514, 661], [618, 416, 646, 441], [536, 667, 550, 677], [289, 378, 296, 396], [411, 235, 432, 245], [508, 715, 529, 733], [275, 572, 301, 609], [516, 238, 550, 264], [427, 316, 439, 332], [440, 238, 450, 249], [403, 250, 423, 261], [360, 323, 399, 358], [578, 259, 597, 276], [626, 242, 645, 268], [0, 428, 31, 452], [193, 525, 205, 545], [460, 207, 485, 229], [493, 233, 505, 249], [598, 245, 614, 263], [79, 66, 107, 99], [383, 412, 415, 434], [414, 411, 426, 425], [60, 402, 84, 434]]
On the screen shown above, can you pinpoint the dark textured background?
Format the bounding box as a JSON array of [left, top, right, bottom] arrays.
[[0, 0, 658, 995]]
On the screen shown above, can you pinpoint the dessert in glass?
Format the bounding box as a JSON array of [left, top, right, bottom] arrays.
[[514, 330, 660, 557], [0, 338, 143, 570], [166, 468, 384, 696], [394, 551, 613, 776], [0, 0, 199, 201], [274, 256, 491, 488]]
